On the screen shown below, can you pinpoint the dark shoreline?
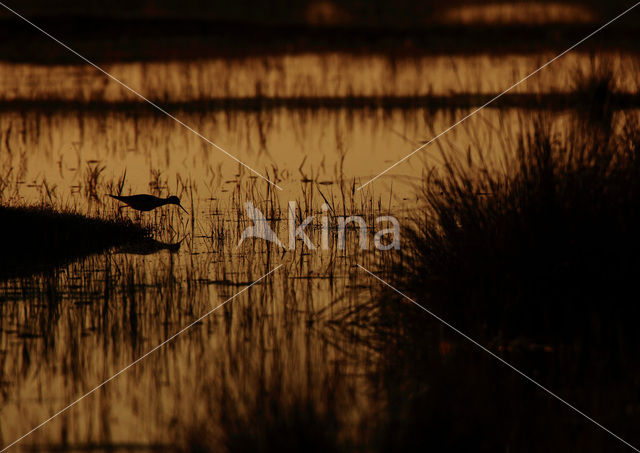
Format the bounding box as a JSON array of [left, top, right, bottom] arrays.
[[1, 17, 640, 63], [0, 205, 149, 279], [1, 92, 639, 113]]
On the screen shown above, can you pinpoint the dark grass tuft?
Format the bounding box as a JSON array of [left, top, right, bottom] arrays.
[[350, 115, 640, 451], [395, 114, 640, 345], [0, 204, 150, 278]]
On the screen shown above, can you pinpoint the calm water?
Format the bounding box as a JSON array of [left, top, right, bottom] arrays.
[[1, 51, 639, 451]]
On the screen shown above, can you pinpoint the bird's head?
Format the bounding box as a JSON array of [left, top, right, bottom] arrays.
[[167, 196, 188, 214]]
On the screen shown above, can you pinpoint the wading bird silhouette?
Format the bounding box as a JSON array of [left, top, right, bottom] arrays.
[[109, 194, 188, 214]]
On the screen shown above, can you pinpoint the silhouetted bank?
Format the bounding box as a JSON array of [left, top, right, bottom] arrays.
[[388, 115, 640, 344], [1, 17, 640, 63], [0, 205, 149, 278]]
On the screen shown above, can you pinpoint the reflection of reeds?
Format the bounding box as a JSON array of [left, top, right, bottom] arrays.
[[181, 360, 346, 453], [0, 212, 380, 450]]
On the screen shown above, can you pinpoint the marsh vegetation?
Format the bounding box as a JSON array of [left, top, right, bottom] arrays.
[[1, 3, 640, 451]]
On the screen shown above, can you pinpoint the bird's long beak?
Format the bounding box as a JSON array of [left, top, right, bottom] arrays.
[[178, 204, 189, 214]]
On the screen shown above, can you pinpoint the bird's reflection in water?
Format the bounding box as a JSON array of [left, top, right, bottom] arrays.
[[115, 237, 183, 256]]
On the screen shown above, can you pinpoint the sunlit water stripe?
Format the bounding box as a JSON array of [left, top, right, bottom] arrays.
[[0, 52, 638, 103]]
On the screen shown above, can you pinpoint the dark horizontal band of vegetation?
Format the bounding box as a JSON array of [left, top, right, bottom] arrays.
[[18, 443, 175, 452], [0, 205, 149, 279], [2, 92, 639, 113], [1, 17, 639, 62]]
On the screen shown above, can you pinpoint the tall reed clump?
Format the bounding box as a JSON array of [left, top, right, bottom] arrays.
[[570, 58, 618, 128], [393, 114, 640, 345], [349, 114, 640, 452]]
